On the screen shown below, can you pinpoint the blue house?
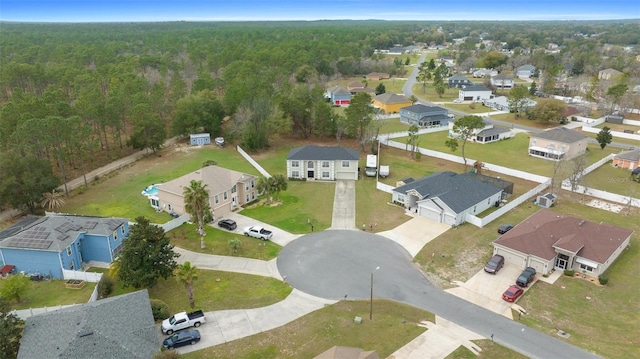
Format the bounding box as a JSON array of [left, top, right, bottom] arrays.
[[326, 85, 351, 106], [400, 104, 452, 127], [0, 214, 129, 279]]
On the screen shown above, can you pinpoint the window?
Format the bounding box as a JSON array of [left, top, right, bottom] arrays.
[[232, 185, 237, 193], [322, 161, 329, 168], [246, 194, 249, 202], [322, 171, 330, 178], [69, 260, 75, 270], [223, 192, 228, 200], [113, 231, 118, 241], [342, 161, 350, 167], [292, 161, 299, 167], [215, 195, 219, 204], [66, 246, 72, 256], [251, 180, 255, 188], [252, 192, 255, 199], [246, 184, 249, 190], [120, 226, 125, 234], [292, 171, 299, 178], [579, 263, 594, 272], [307, 161, 314, 168]]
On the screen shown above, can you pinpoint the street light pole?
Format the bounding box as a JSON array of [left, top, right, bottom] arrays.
[[369, 266, 380, 320]]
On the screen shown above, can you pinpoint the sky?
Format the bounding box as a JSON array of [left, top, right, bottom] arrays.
[[1, 0, 639, 23]]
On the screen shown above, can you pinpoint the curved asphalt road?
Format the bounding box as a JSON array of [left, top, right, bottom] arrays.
[[278, 230, 601, 359]]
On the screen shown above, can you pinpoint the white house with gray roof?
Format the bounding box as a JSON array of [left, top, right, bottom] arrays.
[[18, 290, 158, 359], [400, 104, 452, 127], [458, 85, 493, 102], [0, 214, 128, 279], [516, 64, 537, 78], [528, 127, 589, 161], [392, 171, 503, 225], [286, 145, 359, 181]]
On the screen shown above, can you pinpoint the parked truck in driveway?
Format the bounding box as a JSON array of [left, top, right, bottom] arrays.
[[365, 154, 378, 177], [243, 226, 273, 240], [161, 310, 206, 335]]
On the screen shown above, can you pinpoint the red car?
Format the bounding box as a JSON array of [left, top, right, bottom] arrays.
[[502, 285, 524, 302]]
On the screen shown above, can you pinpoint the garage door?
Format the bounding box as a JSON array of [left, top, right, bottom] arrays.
[[463, 96, 473, 101], [336, 172, 355, 180], [495, 247, 527, 267], [419, 206, 442, 222], [528, 257, 548, 274], [443, 213, 456, 226]]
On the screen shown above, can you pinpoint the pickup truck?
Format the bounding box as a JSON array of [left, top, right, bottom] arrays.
[[161, 310, 206, 335], [243, 226, 273, 240]]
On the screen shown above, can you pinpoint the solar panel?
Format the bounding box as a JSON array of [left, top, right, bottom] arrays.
[[7, 238, 52, 249]]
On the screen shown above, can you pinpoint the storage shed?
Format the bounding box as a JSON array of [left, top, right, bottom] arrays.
[[190, 133, 211, 146]]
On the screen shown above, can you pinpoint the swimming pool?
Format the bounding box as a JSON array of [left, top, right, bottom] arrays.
[[141, 185, 159, 197]]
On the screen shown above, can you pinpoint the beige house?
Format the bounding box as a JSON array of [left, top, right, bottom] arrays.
[[493, 209, 633, 276], [528, 127, 589, 161], [155, 165, 257, 218], [598, 68, 623, 80]]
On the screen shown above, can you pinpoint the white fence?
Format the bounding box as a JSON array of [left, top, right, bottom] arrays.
[[561, 184, 640, 208], [237, 145, 272, 178], [623, 119, 640, 126], [379, 125, 448, 142], [159, 214, 190, 232], [62, 269, 102, 283], [582, 126, 640, 141], [465, 179, 551, 227]]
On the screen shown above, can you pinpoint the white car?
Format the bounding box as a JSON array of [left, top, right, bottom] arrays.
[[453, 99, 462, 103]]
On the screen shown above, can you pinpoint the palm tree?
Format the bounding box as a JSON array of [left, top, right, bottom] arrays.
[[271, 174, 288, 202], [183, 180, 210, 249], [228, 238, 241, 254], [41, 189, 65, 212], [256, 176, 271, 204], [175, 261, 198, 309]]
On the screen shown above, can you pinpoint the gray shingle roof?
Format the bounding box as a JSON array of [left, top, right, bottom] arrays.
[[287, 146, 359, 161], [448, 75, 471, 82], [18, 290, 158, 359], [0, 214, 127, 252], [393, 171, 502, 212], [460, 85, 491, 92], [373, 93, 411, 104], [476, 126, 510, 137], [401, 104, 447, 115], [531, 127, 588, 144], [615, 149, 640, 162]]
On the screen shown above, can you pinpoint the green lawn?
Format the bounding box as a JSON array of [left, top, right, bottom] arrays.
[[444, 103, 494, 114], [378, 117, 412, 134], [7, 279, 97, 309], [111, 269, 292, 313], [412, 83, 459, 102], [489, 113, 558, 130], [446, 341, 528, 359], [581, 160, 640, 197], [182, 299, 433, 359], [168, 222, 281, 259]]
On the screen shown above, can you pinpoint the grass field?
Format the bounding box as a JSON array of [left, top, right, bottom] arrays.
[[7, 279, 97, 310]]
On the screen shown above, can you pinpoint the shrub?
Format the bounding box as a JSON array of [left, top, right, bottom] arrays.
[[202, 160, 217, 167], [598, 273, 609, 285], [97, 274, 114, 299], [150, 299, 170, 321], [564, 270, 575, 276]]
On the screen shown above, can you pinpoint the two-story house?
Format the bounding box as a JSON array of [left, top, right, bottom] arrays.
[[156, 165, 257, 218], [516, 64, 537, 78], [528, 127, 589, 161], [447, 74, 473, 88], [286, 145, 359, 181], [490, 74, 514, 89], [371, 93, 413, 114], [326, 85, 351, 106], [400, 104, 452, 127]]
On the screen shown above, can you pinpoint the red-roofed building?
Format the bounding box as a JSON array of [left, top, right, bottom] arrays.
[[492, 209, 633, 276]]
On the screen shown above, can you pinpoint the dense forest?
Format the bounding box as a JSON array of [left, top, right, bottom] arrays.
[[0, 20, 639, 212]]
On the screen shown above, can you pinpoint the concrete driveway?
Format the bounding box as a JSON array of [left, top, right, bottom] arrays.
[[330, 180, 356, 229], [377, 215, 451, 258], [213, 212, 302, 247], [446, 263, 528, 319]]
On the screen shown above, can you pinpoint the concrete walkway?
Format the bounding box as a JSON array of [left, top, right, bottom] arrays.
[[175, 289, 336, 354], [174, 247, 282, 280], [389, 317, 484, 359]]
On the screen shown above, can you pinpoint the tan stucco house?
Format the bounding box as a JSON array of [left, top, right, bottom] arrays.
[[493, 209, 633, 276], [155, 165, 257, 218], [528, 127, 589, 161]]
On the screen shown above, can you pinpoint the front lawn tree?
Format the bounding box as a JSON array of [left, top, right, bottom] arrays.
[[445, 115, 485, 171], [507, 86, 530, 118], [596, 126, 613, 149], [344, 92, 374, 151], [526, 98, 567, 124], [115, 216, 179, 289], [375, 83, 386, 95], [183, 180, 211, 249], [175, 261, 198, 309], [270, 174, 288, 202]]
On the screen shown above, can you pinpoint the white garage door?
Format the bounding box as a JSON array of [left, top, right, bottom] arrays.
[[495, 247, 527, 268], [528, 257, 548, 274], [419, 206, 442, 222]]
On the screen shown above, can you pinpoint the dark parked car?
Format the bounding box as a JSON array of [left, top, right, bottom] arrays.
[[516, 267, 536, 287], [498, 224, 513, 234], [217, 219, 237, 231], [502, 285, 524, 302], [484, 254, 505, 274], [162, 329, 201, 349]]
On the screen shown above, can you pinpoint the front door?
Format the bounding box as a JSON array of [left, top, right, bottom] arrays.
[[555, 253, 569, 269]]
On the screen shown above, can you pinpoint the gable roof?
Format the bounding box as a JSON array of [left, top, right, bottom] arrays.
[[0, 214, 127, 252], [328, 86, 350, 94], [348, 81, 364, 89], [159, 165, 255, 197], [287, 145, 359, 161], [401, 104, 447, 115], [373, 92, 411, 105], [517, 64, 536, 71], [448, 75, 471, 82], [614, 149, 640, 162], [600, 68, 622, 75], [393, 171, 503, 213], [494, 209, 633, 263], [18, 290, 157, 359], [531, 127, 588, 144], [476, 126, 510, 137], [491, 74, 513, 81]]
